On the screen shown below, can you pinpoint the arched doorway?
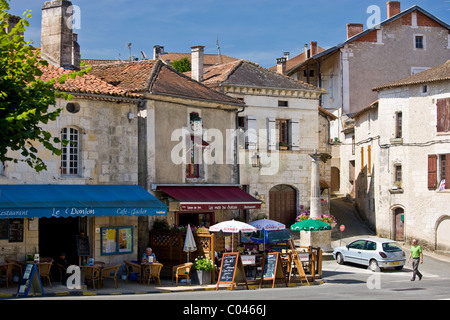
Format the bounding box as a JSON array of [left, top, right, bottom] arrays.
[[393, 208, 404, 241], [436, 216, 450, 251], [269, 185, 297, 226]]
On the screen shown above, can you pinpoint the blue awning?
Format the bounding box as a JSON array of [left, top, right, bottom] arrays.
[[0, 185, 167, 218]]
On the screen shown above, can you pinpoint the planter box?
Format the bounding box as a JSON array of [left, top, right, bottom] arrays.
[[191, 270, 212, 285]]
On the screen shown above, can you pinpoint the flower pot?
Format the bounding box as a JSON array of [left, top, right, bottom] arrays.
[[191, 270, 212, 285]]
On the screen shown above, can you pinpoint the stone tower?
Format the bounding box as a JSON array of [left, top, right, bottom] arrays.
[[41, 0, 80, 69]]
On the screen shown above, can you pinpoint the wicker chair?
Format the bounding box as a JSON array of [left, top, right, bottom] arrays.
[[124, 260, 142, 283], [172, 262, 193, 286], [36, 262, 53, 287], [5, 259, 24, 282], [143, 263, 163, 285], [0, 263, 14, 288], [82, 266, 100, 289], [100, 264, 120, 289]]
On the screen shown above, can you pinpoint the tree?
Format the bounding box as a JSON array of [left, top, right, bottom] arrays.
[[0, 0, 87, 172], [171, 57, 191, 73]]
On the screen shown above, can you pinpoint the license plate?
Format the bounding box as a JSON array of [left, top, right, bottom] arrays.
[[391, 261, 400, 265]]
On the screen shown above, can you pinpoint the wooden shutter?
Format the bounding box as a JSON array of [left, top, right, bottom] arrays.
[[289, 119, 300, 151], [267, 118, 276, 151], [437, 98, 450, 133], [428, 154, 437, 190], [246, 116, 258, 150], [446, 154, 450, 190]]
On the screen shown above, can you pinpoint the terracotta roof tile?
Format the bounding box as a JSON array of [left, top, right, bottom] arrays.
[[158, 52, 238, 66]]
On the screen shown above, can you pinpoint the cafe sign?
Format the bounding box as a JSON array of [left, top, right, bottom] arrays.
[[180, 203, 261, 211]]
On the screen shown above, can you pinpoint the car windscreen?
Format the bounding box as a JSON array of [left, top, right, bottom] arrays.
[[382, 242, 402, 252], [267, 229, 291, 242]]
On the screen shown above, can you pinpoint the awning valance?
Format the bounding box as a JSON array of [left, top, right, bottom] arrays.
[[158, 186, 261, 211], [0, 185, 167, 218]]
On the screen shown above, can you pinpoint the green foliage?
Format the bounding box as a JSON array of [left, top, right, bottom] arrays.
[[0, 0, 89, 172], [193, 256, 215, 271], [171, 57, 191, 73]]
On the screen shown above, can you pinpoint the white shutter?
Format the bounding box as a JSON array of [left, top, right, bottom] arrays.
[[267, 117, 276, 151], [289, 119, 300, 151], [247, 116, 258, 150]]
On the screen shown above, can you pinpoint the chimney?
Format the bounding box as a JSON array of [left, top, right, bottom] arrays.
[[276, 57, 287, 75], [310, 41, 318, 57], [41, 0, 80, 69], [347, 23, 364, 39], [153, 45, 164, 60], [191, 45, 204, 82], [387, 1, 401, 18], [283, 52, 290, 60]]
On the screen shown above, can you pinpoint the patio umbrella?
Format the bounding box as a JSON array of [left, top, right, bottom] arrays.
[[249, 218, 286, 249], [290, 219, 331, 231], [183, 224, 197, 262], [209, 219, 256, 251]]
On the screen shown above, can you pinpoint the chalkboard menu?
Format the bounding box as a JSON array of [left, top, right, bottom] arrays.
[[216, 252, 248, 291], [260, 252, 287, 288], [0, 219, 8, 240], [76, 235, 91, 257], [9, 218, 23, 242]]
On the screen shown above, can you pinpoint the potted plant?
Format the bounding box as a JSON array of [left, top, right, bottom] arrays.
[[192, 256, 215, 285], [279, 142, 288, 150]]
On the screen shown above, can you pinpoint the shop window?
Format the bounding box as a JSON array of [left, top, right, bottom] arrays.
[[101, 226, 133, 255], [177, 212, 214, 227], [61, 127, 80, 176]]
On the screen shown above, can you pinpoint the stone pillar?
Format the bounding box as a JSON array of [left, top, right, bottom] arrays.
[[309, 150, 321, 219]]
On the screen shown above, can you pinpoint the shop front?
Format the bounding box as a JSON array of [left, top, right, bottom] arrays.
[[0, 185, 167, 266], [156, 185, 261, 227]]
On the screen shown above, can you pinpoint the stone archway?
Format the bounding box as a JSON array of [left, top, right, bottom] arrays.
[[436, 216, 450, 251], [393, 207, 404, 241], [269, 185, 297, 226]]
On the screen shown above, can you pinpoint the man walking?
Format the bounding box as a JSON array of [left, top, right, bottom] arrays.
[[407, 239, 423, 281]]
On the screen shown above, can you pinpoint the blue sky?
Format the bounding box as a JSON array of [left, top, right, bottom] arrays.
[[8, 0, 450, 68]]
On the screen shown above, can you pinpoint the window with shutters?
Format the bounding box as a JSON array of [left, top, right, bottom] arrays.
[[428, 154, 450, 190], [437, 98, 450, 134]]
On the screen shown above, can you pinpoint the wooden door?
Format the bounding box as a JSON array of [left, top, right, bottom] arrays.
[[394, 208, 404, 241], [269, 185, 297, 226]]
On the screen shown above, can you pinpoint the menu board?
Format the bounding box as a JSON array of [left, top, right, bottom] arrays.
[[0, 219, 8, 240], [260, 252, 287, 288], [76, 235, 91, 257], [216, 253, 248, 291], [9, 218, 23, 242], [16, 264, 44, 297]]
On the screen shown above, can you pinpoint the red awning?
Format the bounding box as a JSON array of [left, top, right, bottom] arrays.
[[158, 186, 261, 211]]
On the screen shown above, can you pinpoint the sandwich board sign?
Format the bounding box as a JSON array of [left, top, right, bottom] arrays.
[[16, 263, 45, 297], [259, 252, 287, 288], [216, 252, 248, 291]]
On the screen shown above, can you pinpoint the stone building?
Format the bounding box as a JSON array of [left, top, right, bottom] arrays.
[[195, 51, 333, 226], [280, 1, 450, 198], [353, 60, 450, 250]]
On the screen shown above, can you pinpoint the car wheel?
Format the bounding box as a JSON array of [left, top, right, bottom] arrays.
[[369, 259, 379, 272], [336, 253, 344, 265]]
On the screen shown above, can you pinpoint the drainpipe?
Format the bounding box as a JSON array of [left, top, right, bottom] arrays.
[[235, 103, 246, 185]]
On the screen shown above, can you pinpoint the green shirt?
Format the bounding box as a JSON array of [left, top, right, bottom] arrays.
[[411, 245, 422, 258]]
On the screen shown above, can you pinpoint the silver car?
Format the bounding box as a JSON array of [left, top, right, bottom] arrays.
[[333, 237, 406, 271]]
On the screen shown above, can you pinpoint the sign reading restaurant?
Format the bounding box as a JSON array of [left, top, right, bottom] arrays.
[[0, 207, 167, 218]]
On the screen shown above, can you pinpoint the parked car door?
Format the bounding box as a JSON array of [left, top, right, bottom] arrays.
[[345, 240, 367, 264], [360, 240, 377, 266]]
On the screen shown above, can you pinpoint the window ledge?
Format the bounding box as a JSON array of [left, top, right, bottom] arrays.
[[389, 188, 404, 194], [390, 138, 403, 145]]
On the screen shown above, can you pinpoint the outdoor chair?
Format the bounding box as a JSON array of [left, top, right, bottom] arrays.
[[143, 263, 163, 285], [172, 262, 193, 286], [82, 266, 100, 289], [36, 262, 53, 287], [100, 264, 120, 289], [5, 259, 24, 282], [124, 260, 141, 283], [0, 263, 15, 288]]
